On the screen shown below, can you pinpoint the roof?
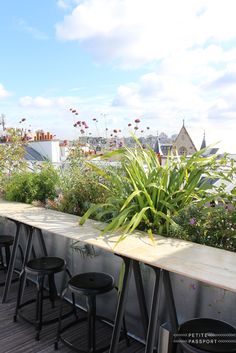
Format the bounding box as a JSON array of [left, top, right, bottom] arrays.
[[154, 138, 163, 154], [200, 132, 206, 150], [173, 123, 197, 152], [24, 146, 48, 161]]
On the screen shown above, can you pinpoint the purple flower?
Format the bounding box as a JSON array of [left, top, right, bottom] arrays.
[[189, 218, 196, 225]]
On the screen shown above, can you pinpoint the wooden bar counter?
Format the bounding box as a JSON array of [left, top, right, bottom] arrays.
[[0, 199, 236, 293]]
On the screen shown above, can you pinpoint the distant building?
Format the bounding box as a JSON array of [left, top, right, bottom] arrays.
[[172, 121, 197, 156], [159, 143, 172, 156], [24, 146, 47, 162], [152, 121, 198, 157], [200, 131, 206, 150], [28, 140, 61, 164], [0, 126, 67, 165], [154, 137, 162, 155]]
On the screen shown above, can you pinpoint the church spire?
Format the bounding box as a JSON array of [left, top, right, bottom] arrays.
[[154, 133, 163, 155], [200, 130, 206, 149]]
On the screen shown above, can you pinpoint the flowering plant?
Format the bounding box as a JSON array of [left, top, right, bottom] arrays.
[[169, 204, 236, 251]]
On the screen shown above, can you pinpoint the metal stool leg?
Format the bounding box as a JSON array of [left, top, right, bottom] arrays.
[[48, 273, 58, 308], [0, 247, 4, 268], [2, 221, 21, 303], [5, 245, 11, 270], [87, 295, 96, 353], [54, 287, 68, 350], [19, 226, 34, 304], [64, 268, 78, 318], [36, 275, 45, 341]]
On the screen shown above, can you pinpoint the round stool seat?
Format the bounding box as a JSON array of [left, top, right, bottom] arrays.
[[26, 257, 65, 275], [68, 272, 115, 296], [0, 235, 14, 246], [179, 318, 236, 353]]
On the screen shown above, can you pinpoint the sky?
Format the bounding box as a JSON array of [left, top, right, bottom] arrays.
[[0, 0, 236, 152]]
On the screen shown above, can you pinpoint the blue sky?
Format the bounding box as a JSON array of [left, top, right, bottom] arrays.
[[1, 0, 236, 152]]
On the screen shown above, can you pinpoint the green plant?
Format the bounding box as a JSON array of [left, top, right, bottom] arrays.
[[32, 164, 59, 202], [4, 171, 36, 203], [54, 162, 109, 216], [0, 128, 27, 194], [80, 141, 234, 243], [169, 204, 236, 251], [4, 163, 59, 204]]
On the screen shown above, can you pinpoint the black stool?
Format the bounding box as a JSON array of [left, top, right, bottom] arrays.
[[55, 272, 128, 353], [176, 318, 236, 353], [0, 235, 14, 271], [14, 256, 75, 340], [0, 235, 23, 286]]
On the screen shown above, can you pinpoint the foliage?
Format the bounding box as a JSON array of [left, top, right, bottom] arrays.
[[80, 140, 235, 244], [55, 167, 108, 216], [169, 204, 236, 252], [4, 163, 59, 204], [0, 128, 27, 193], [50, 148, 109, 216]]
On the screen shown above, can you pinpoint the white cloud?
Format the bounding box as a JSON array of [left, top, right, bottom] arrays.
[[19, 96, 52, 108], [112, 85, 140, 107], [57, 0, 69, 9], [56, 0, 236, 66], [111, 48, 236, 149], [17, 19, 49, 40], [0, 84, 11, 99], [57, 0, 79, 9], [18, 95, 81, 108]]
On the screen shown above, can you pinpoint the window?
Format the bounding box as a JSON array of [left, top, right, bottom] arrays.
[[178, 146, 187, 155]]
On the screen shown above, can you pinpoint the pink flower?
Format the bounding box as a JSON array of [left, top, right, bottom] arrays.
[[189, 218, 196, 225]]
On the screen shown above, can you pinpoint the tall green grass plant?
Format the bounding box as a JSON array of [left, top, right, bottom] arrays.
[[80, 141, 234, 242]]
